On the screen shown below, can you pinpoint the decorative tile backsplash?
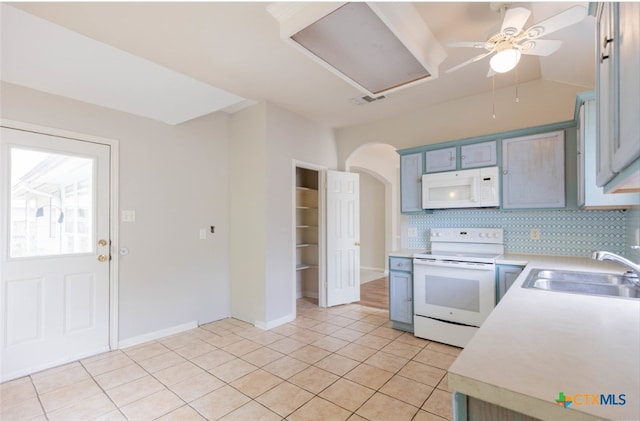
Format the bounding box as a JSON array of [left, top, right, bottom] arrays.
[[626, 208, 640, 262], [407, 208, 631, 257]]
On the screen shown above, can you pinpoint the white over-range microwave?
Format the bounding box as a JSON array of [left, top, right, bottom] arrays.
[[422, 166, 500, 209]]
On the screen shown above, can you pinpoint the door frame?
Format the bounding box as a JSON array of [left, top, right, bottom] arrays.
[[292, 160, 327, 310], [1, 119, 120, 351]]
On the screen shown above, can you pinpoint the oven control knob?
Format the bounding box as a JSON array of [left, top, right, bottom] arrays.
[[478, 232, 484, 238]]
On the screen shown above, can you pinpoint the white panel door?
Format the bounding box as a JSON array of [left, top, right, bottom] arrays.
[[1, 127, 111, 381], [326, 170, 360, 307]]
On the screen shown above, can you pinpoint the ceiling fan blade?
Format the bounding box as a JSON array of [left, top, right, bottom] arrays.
[[448, 41, 487, 49], [446, 51, 494, 73], [523, 5, 588, 40], [501, 7, 532, 37], [519, 39, 563, 56]]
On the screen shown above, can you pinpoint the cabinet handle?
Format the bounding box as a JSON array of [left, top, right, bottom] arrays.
[[503, 170, 508, 175], [397, 262, 404, 267], [600, 53, 610, 63], [407, 297, 412, 302], [603, 37, 614, 48]]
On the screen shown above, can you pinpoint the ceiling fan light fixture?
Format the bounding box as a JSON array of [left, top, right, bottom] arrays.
[[489, 48, 521, 73]]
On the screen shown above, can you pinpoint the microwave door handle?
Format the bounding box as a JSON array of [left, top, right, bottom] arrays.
[[470, 177, 477, 202]]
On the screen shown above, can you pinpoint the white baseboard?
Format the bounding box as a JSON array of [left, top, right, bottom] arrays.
[[302, 290, 319, 299], [118, 321, 198, 349], [254, 313, 296, 330], [361, 266, 386, 272]]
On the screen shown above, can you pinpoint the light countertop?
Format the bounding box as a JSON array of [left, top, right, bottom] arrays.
[[448, 255, 640, 420], [388, 249, 425, 258]]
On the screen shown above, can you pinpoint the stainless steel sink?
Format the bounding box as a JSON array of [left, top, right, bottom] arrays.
[[522, 269, 640, 299]]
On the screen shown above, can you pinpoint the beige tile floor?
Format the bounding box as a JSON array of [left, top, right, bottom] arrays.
[[0, 298, 460, 421]]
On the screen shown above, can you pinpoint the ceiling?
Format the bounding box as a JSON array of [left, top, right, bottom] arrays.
[[2, 2, 595, 129]]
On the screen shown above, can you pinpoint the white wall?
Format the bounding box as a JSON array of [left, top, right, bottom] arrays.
[[228, 101, 338, 328], [1, 82, 231, 343], [354, 170, 385, 271], [229, 103, 267, 325], [264, 102, 337, 324], [336, 79, 587, 164]]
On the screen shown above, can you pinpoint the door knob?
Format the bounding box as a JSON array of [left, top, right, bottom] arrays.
[[98, 254, 109, 262], [355, 242, 361, 246], [98, 239, 108, 247]]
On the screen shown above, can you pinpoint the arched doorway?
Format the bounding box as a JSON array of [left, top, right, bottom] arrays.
[[345, 143, 399, 309]]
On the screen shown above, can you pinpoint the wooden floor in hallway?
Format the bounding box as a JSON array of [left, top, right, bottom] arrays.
[[357, 277, 389, 310]]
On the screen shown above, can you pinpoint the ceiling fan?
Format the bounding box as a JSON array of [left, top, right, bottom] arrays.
[[446, 3, 588, 75]]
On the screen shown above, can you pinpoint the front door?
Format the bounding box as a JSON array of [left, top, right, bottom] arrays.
[[0, 127, 111, 381], [326, 170, 360, 306]]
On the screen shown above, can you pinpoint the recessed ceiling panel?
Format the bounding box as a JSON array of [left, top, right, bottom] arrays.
[[292, 3, 430, 94], [269, 2, 446, 96]]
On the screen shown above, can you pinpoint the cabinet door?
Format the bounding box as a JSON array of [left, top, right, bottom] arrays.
[[595, 2, 617, 186], [389, 271, 413, 325], [579, 98, 640, 208], [612, 2, 640, 172], [502, 131, 565, 209], [461, 141, 497, 169], [577, 103, 586, 207], [400, 153, 423, 213], [425, 147, 457, 173], [496, 265, 523, 302]]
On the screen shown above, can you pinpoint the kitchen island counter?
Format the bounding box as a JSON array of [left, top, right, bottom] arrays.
[[448, 255, 640, 421]]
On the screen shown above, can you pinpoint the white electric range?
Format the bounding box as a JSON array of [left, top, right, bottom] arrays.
[[413, 228, 504, 348]]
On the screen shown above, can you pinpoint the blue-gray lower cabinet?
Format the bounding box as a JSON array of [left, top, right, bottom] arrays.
[[453, 393, 539, 420], [389, 257, 413, 332], [496, 264, 524, 303]]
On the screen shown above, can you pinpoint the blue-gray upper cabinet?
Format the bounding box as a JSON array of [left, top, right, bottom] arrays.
[[425, 141, 497, 173], [502, 131, 566, 209], [577, 96, 640, 208], [425, 147, 456, 173], [596, 2, 640, 188], [400, 152, 424, 213], [460, 141, 497, 169]]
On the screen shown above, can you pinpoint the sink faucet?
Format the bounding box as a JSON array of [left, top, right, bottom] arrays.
[[592, 251, 640, 286]]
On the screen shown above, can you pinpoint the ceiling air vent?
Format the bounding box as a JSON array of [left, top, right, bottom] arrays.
[[268, 2, 447, 97], [350, 94, 387, 106]]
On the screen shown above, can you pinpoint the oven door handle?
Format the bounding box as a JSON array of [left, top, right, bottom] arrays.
[[413, 259, 495, 270]]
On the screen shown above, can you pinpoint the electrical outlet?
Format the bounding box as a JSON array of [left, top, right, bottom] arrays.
[[530, 228, 541, 240], [408, 227, 418, 238], [121, 210, 136, 222]]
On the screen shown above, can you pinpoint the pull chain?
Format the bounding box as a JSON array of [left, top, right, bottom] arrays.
[[515, 65, 520, 103], [492, 76, 496, 119]]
